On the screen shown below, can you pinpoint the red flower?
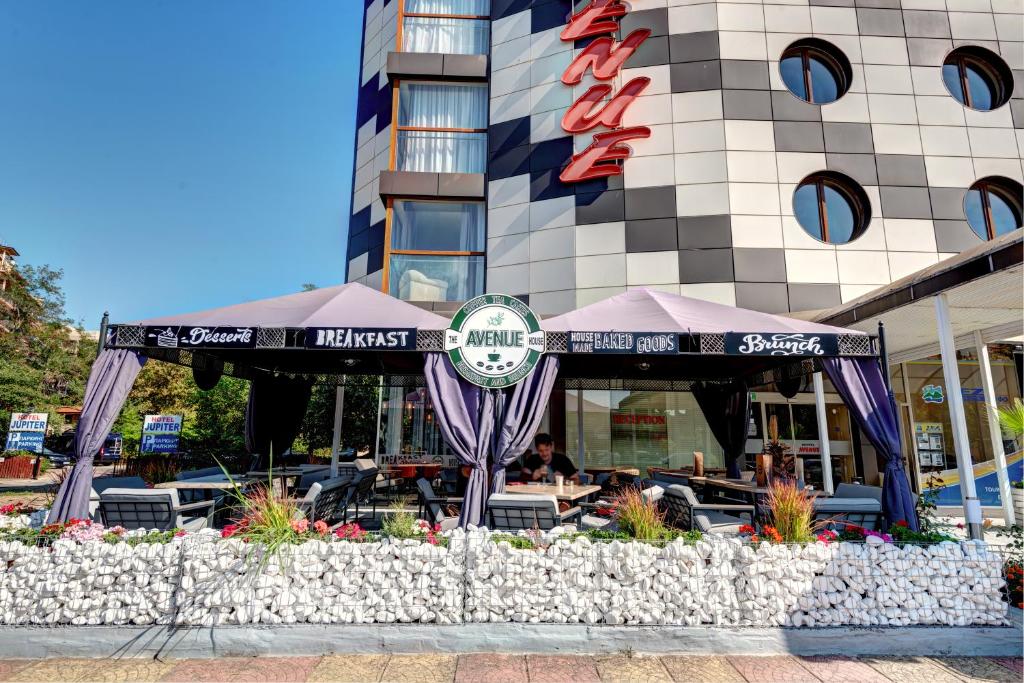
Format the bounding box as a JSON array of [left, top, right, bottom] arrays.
[[895, 520, 908, 528], [739, 524, 756, 535], [313, 520, 329, 535], [174, 530, 187, 538], [221, 524, 239, 539]]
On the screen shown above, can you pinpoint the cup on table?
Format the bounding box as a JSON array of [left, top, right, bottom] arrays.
[[555, 473, 564, 489]]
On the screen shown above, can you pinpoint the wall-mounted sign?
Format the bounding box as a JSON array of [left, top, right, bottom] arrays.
[[305, 327, 415, 350], [724, 333, 839, 357], [568, 331, 678, 354], [4, 412, 48, 453], [921, 384, 944, 404], [559, 0, 652, 183], [140, 414, 182, 454], [445, 294, 545, 388], [145, 326, 255, 349]]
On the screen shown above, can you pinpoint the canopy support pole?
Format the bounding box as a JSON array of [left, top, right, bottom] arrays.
[[813, 372, 834, 495], [935, 293, 983, 540], [330, 380, 345, 478], [576, 388, 585, 475], [974, 330, 1015, 526]]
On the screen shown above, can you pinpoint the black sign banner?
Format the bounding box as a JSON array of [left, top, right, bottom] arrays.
[[724, 332, 839, 357], [305, 327, 416, 350], [145, 326, 256, 349], [568, 331, 679, 354]]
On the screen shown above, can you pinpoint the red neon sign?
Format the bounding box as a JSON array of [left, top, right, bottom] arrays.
[[559, 0, 651, 184]]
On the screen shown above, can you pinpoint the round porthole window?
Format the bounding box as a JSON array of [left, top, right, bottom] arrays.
[[779, 39, 853, 105], [964, 176, 1023, 240], [942, 46, 1014, 111], [793, 172, 871, 245]]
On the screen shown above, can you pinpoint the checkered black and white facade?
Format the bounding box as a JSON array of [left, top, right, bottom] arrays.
[[347, 0, 1024, 315]]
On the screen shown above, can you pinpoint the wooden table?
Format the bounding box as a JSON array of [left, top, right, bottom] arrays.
[[690, 476, 826, 522], [505, 483, 601, 503], [585, 466, 641, 477], [245, 468, 306, 495]]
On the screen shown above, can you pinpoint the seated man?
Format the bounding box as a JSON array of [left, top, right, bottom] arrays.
[[520, 433, 579, 484]]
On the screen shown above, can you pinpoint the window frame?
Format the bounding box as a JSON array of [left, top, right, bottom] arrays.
[[965, 178, 1024, 241], [943, 48, 1011, 112], [793, 172, 870, 245], [779, 40, 851, 105], [398, 0, 490, 55]]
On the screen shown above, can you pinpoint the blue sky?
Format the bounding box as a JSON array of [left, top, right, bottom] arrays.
[[0, 0, 363, 327]]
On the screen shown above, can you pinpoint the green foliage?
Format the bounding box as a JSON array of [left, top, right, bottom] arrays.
[[766, 480, 815, 543], [381, 497, 417, 539], [888, 523, 957, 545], [300, 377, 381, 455], [994, 398, 1024, 439], [614, 487, 670, 540], [917, 473, 944, 533], [489, 533, 537, 549]]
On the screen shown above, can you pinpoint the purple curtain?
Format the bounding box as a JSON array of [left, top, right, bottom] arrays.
[[423, 353, 495, 527], [692, 380, 750, 479], [48, 349, 147, 523], [244, 373, 314, 469], [490, 355, 560, 494], [822, 356, 918, 530]]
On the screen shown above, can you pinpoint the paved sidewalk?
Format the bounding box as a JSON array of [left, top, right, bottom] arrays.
[[0, 654, 1018, 682]]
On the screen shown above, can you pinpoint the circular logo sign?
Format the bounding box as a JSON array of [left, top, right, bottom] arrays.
[[444, 294, 545, 388]]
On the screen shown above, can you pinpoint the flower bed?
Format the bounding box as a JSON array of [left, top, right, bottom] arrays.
[[0, 525, 1009, 628]]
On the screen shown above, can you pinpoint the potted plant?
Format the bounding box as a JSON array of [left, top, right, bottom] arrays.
[[764, 415, 794, 483], [993, 398, 1024, 523]]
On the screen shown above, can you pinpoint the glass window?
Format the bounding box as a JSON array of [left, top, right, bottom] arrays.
[[942, 47, 1013, 111], [405, 0, 489, 13], [793, 172, 870, 244], [779, 40, 851, 105], [389, 254, 484, 302], [403, 17, 489, 55], [392, 201, 484, 252], [791, 405, 819, 440], [963, 177, 1023, 241], [397, 83, 487, 174], [765, 403, 793, 441]]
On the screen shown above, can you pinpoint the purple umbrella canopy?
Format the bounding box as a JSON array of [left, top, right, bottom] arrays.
[[542, 287, 860, 336], [135, 282, 450, 330]]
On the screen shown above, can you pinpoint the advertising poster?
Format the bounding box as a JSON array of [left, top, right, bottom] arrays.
[[4, 412, 48, 453], [140, 415, 183, 454]]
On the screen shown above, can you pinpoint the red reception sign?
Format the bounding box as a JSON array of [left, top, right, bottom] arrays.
[[559, 0, 651, 183]]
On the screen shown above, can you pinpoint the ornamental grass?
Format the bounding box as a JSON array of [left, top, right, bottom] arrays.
[[765, 480, 815, 543], [614, 486, 667, 540]]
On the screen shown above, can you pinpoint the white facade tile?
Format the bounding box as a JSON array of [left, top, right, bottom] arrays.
[[718, 31, 769, 60], [883, 219, 939, 252], [972, 157, 1024, 182], [730, 215, 785, 248], [775, 152, 826, 183], [968, 126, 1021, 158], [836, 251, 892, 285], [622, 65, 672, 96], [727, 151, 779, 182], [624, 154, 676, 188], [676, 183, 731, 216], [673, 120, 727, 153], [810, 7, 859, 34], [867, 94, 920, 125], [925, 156, 977, 187], [622, 94, 674, 127], [487, 233, 531, 267], [492, 35, 531, 71], [764, 5, 811, 33], [530, 50, 573, 87], [729, 182, 782, 215], [530, 81, 572, 115], [820, 93, 871, 123], [672, 91, 724, 123], [887, 251, 940, 279], [860, 37, 910, 65], [679, 283, 737, 306], [781, 215, 833, 250], [530, 27, 570, 61], [915, 96, 968, 126], [576, 286, 626, 308], [920, 125, 972, 156], [530, 108, 569, 143], [668, 4, 719, 34], [863, 65, 915, 95], [626, 251, 680, 285], [785, 249, 840, 283], [963, 105, 1015, 128], [530, 256, 575, 292], [630, 124, 676, 158], [576, 254, 627, 289], [530, 289, 576, 315], [872, 124, 924, 155], [488, 204, 530, 238], [491, 10, 531, 47], [576, 222, 626, 256], [675, 151, 729, 184], [949, 11, 998, 39], [530, 197, 576, 232], [491, 91, 532, 124], [718, 4, 765, 31], [724, 120, 776, 151], [488, 175, 530, 208], [840, 283, 882, 302]]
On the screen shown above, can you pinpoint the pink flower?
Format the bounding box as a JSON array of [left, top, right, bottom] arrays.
[[221, 524, 239, 539], [290, 519, 309, 534], [174, 530, 187, 538], [313, 520, 329, 535], [957, 522, 964, 529]]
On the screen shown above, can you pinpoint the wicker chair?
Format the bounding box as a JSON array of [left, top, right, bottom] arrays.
[[662, 484, 754, 534], [98, 488, 213, 532], [486, 493, 580, 531]]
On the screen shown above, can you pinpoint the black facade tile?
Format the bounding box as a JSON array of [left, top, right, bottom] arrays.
[[489, 144, 532, 180], [573, 174, 624, 195], [677, 215, 732, 249], [823, 122, 874, 154], [720, 60, 770, 90], [350, 206, 371, 236], [880, 186, 934, 219], [723, 90, 773, 120], [770, 91, 822, 121], [733, 248, 787, 283], [576, 190, 625, 225], [857, 8, 904, 36], [489, 117, 531, 154], [735, 283, 790, 313], [788, 284, 842, 312], [908, 38, 953, 67], [934, 220, 982, 252], [621, 8, 669, 38], [670, 60, 722, 92], [679, 248, 734, 284], [530, 137, 574, 172], [624, 186, 677, 220], [774, 121, 826, 153], [826, 153, 878, 186], [903, 10, 951, 38], [929, 187, 968, 220], [491, 0, 531, 21], [367, 219, 386, 249], [375, 88, 393, 133], [366, 245, 385, 275], [530, 168, 574, 202], [629, 36, 671, 68], [875, 154, 928, 186], [531, 0, 572, 34], [348, 229, 369, 260], [1013, 70, 1023, 100], [669, 31, 719, 64], [626, 218, 679, 253]]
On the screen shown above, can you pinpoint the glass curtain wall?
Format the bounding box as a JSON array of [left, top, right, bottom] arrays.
[[396, 83, 487, 174], [403, 0, 490, 55]]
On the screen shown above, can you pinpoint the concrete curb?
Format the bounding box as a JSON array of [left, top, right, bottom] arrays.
[[0, 620, 1020, 659]]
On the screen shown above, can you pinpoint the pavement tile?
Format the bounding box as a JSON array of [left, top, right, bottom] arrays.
[[161, 656, 320, 682], [928, 657, 1021, 682], [726, 656, 819, 682], [795, 656, 890, 683], [526, 655, 601, 683], [8, 658, 175, 682], [308, 655, 389, 682], [992, 658, 1022, 676], [862, 656, 961, 683], [0, 661, 34, 682], [594, 655, 673, 683], [381, 655, 457, 683], [661, 655, 746, 682], [455, 654, 527, 683]]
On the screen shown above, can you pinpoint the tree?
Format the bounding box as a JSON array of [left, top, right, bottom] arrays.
[[0, 264, 92, 445]]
